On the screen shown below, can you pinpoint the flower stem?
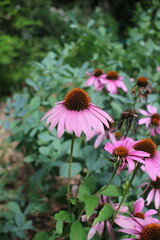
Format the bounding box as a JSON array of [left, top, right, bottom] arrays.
[[112, 163, 140, 222], [95, 161, 120, 195], [67, 133, 75, 206]]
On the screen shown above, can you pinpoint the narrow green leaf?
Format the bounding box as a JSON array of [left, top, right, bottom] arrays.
[[70, 221, 86, 240], [84, 194, 99, 219], [99, 185, 123, 197], [29, 96, 41, 112], [93, 204, 114, 225]]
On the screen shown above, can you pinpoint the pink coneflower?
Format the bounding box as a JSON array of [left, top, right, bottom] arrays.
[[100, 71, 128, 94], [134, 139, 160, 181], [81, 195, 128, 240], [132, 197, 157, 219], [41, 88, 113, 138], [115, 216, 160, 240], [140, 177, 160, 210], [104, 137, 150, 174], [139, 104, 160, 136], [84, 68, 104, 91]]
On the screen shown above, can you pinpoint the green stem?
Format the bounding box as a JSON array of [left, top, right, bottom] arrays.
[[96, 161, 120, 195], [112, 163, 140, 222], [67, 133, 75, 206]]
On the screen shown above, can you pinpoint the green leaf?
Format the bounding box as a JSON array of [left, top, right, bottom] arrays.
[[59, 163, 82, 178], [24, 155, 35, 163], [7, 202, 21, 214], [15, 213, 25, 227], [39, 146, 51, 156], [70, 221, 86, 240], [99, 185, 123, 197], [79, 176, 96, 201], [29, 96, 41, 112], [82, 146, 98, 172], [33, 232, 50, 240], [54, 210, 73, 222], [84, 194, 99, 219], [56, 220, 63, 234], [93, 204, 114, 225]]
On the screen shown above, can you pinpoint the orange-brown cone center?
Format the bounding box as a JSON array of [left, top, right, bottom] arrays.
[[94, 68, 104, 77], [134, 138, 156, 158], [113, 146, 128, 157], [107, 71, 119, 80], [140, 223, 160, 240], [151, 114, 160, 126], [137, 76, 148, 87], [64, 88, 90, 111], [134, 212, 145, 219], [151, 177, 160, 189]]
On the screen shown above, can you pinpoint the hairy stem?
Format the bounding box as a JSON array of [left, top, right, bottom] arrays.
[[67, 133, 75, 208], [112, 163, 140, 222]]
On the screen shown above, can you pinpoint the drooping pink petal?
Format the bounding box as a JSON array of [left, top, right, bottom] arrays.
[[144, 209, 157, 217], [125, 157, 134, 173], [115, 80, 128, 92], [106, 220, 116, 240], [147, 104, 157, 114], [91, 104, 114, 123], [155, 189, 160, 209], [139, 109, 151, 116], [94, 133, 105, 148], [57, 110, 68, 138], [146, 188, 155, 206], [106, 81, 117, 94], [139, 118, 151, 125]]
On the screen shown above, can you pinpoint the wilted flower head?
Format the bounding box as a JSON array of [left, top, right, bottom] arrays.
[[134, 138, 160, 181], [139, 104, 160, 136], [41, 88, 113, 139], [104, 137, 149, 174], [132, 76, 153, 101], [115, 216, 160, 240], [99, 70, 128, 94], [117, 108, 139, 136], [84, 68, 104, 91]]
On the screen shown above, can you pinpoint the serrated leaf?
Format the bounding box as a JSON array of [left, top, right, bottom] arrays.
[[84, 194, 99, 219], [70, 221, 86, 240], [99, 185, 123, 197], [93, 204, 114, 225], [54, 210, 73, 222]]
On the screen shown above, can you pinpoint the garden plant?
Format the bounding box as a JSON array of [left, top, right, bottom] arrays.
[[0, 3, 160, 240]]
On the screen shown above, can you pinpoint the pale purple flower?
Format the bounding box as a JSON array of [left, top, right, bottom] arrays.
[[84, 68, 104, 91], [104, 137, 150, 174], [82, 195, 128, 240], [140, 177, 160, 210], [139, 104, 160, 136], [132, 197, 157, 218], [100, 71, 128, 94], [115, 216, 160, 240], [41, 88, 113, 139]]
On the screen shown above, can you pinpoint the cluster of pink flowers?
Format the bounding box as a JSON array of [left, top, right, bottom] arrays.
[[84, 69, 129, 94], [41, 86, 160, 239]]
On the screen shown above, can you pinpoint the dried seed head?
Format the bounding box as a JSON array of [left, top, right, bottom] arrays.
[[137, 76, 149, 87]]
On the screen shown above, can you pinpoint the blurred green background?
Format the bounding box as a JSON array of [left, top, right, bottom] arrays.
[[1, 0, 159, 95]]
